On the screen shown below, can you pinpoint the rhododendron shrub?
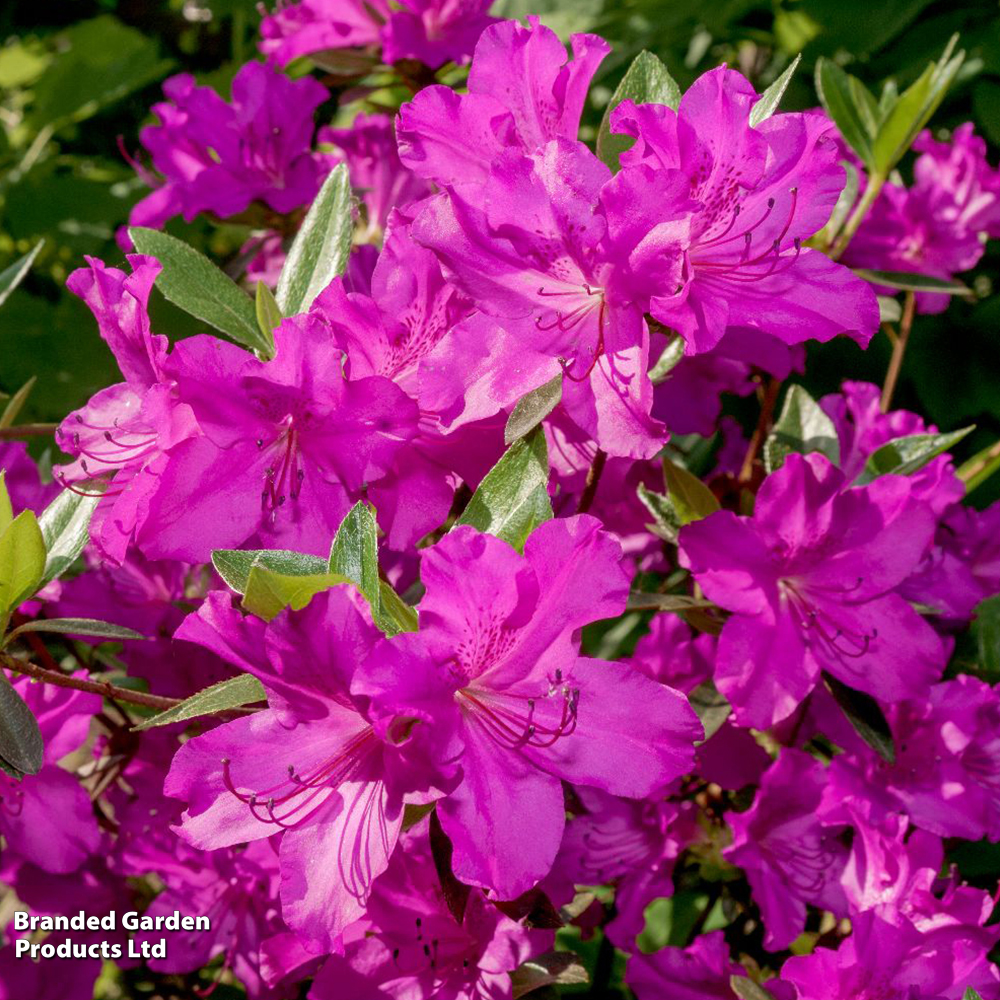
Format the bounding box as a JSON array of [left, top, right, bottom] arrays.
[[2, 7, 1000, 1000]]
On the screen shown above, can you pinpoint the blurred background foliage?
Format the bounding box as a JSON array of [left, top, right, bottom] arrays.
[[0, 0, 998, 493]]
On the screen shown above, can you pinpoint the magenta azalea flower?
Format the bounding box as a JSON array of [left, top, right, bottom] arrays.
[[356, 516, 702, 898], [611, 67, 879, 354], [129, 62, 335, 231], [725, 749, 848, 950], [165, 589, 453, 949], [679, 452, 946, 728], [136, 323, 417, 562], [628, 931, 748, 1000]]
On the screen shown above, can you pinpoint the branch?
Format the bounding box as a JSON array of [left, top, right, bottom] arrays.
[[577, 449, 607, 514]]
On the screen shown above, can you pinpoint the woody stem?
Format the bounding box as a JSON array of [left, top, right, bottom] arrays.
[[880, 291, 916, 413]]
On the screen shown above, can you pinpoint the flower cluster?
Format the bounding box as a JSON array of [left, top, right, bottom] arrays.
[[2, 10, 1000, 1000]]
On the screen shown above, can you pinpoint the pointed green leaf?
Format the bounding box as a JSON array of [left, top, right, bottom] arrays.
[[511, 953, 589, 998], [254, 280, 281, 355], [958, 437, 1000, 494], [971, 595, 1000, 678], [276, 163, 353, 316], [764, 385, 840, 473], [0, 672, 44, 775], [636, 483, 680, 543], [749, 55, 802, 127], [242, 564, 349, 621], [38, 486, 104, 585], [856, 427, 974, 484], [129, 227, 269, 356], [132, 673, 267, 731], [0, 241, 43, 310], [0, 377, 37, 430], [0, 473, 12, 536], [456, 427, 552, 552], [815, 58, 876, 168], [211, 548, 328, 595], [965, 988, 985, 1000], [0, 511, 46, 616], [505, 375, 562, 446], [4, 618, 146, 647], [823, 671, 895, 764], [329, 502, 380, 608], [597, 51, 682, 171], [663, 456, 719, 526], [690, 682, 731, 741], [649, 337, 686, 384], [730, 976, 778, 1000], [378, 580, 418, 635], [854, 268, 973, 297]]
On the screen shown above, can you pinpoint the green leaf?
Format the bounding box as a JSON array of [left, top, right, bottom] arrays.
[[129, 228, 269, 356], [0, 473, 12, 537], [0, 242, 43, 311], [815, 58, 876, 169], [505, 375, 562, 446], [0, 672, 44, 775], [872, 35, 964, 175], [636, 483, 680, 543], [854, 268, 973, 296], [626, 592, 716, 613], [456, 427, 552, 552], [0, 511, 46, 617], [958, 438, 1000, 494], [972, 595, 1000, 678], [596, 51, 682, 171], [663, 456, 720, 526], [855, 426, 974, 484], [211, 549, 328, 595], [749, 55, 802, 127], [690, 682, 731, 741], [511, 953, 589, 998], [132, 674, 266, 732], [0, 377, 37, 430], [3, 618, 146, 648], [649, 337, 686, 384], [276, 163, 353, 316], [242, 564, 349, 621], [965, 988, 985, 1000], [764, 384, 841, 473], [378, 580, 419, 635], [38, 486, 104, 585], [823, 671, 895, 764], [254, 281, 281, 356], [730, 977, 778, 1000], [329, 502, 380, 608]]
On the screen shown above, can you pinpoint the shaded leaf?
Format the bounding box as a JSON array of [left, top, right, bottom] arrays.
[[626, 592, 715, 613], [511, 953, 589, 998], [822, 671, 895, 764], [663, 456, 720, 525], [211, 549, 328, 595], [958, 438, 1000, 495], [636, 483, 679, 543], [429, 809, 471, 925], [0, 377, 37, 430], [972, 595, 1000, 678], [505, 375, 562, 446], [731, 976, 778, 1000], [749, 55, 802, 126], [854, 268, 973, 296], [597, 51, 682, 171], [329, 502, 380, 609], [649, 337, 685, 384], [0, 242, 43, 311], [0, 672, 44, 775], [276, 163, 353, 316], [689, 682, 731, 740], [4, 618, 146, 647], [38, 486, 104, 585], [378, 581, 419, 635], [133, 674, 266, 731], [815, 58, 876, 168], [129, 227, 269, 356], [456, 427, 552, 552], [764, 385, 840, 473]]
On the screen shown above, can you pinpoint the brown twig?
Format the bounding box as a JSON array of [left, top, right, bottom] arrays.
[[577, 449, 607, 514], [0, 424, 57, 439], [881, 291, 916, 413], [739, 377, 781, 482]]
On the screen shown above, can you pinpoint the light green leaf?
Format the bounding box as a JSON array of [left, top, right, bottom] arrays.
[[730, 976, 778, 1000], [132, 674, 266, 731], [0, 242, 43, 311], [511, 953, 589, 998], [958, 438, 1000, 494], [0, 511, 46, 617], [965, 987, 985, 1000], [3, 618, 146, 648], [0, 672, 44, 775], [597, 51, 682, 171], [690, 682, 731, 741], [254, 281, 281, 356], [764, 385, 840, 473], [856, 427, 974, 484], [38, 486, 104, 585], [329, 502, 380, 608], [242, 564, 349, 621], [649, 337, 686, 384], [815, 58, 876, 169], [854, 267, 973, 297], [0, 377, 37, 430], [129, 227, 270, 356], [276, 163, 353, 316], [211, 549, 328, 596], [873, 35, 964, 175], [378, 581, 418, 635], [636, 483, 680, 543], [663, 456, 720, 526], [749, 55, 802, 127], [0, 473, 12, 536], [505, 375, 562, 446], [456, 427, 552, 552]]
